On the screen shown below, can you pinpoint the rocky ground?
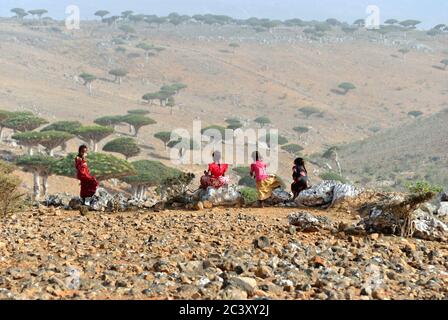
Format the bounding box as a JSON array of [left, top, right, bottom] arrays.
[[0, 205, 447, 300]]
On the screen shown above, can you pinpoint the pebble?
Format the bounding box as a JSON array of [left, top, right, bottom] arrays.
[[255, 266, 273, 279], [254, 236, 270, 249], [369, 233, 379, 241]]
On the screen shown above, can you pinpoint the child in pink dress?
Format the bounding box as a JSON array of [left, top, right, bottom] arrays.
[[250, 151, 282, 207]]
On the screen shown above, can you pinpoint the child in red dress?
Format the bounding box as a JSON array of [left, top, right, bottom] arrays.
[[75, 145, 99, 203], [200, 151, 230, 189]]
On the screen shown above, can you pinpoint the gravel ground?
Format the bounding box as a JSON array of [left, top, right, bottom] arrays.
[[0, 206, 447, 300]]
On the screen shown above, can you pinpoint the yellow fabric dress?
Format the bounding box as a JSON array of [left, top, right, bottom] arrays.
[[256, 175, 282, 201]]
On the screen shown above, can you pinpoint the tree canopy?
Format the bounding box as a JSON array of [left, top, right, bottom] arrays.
[[12, 131, 73, 155], [1, 114, 48, 132], [121, 11, 134, 19], [79, 73, 97, 84], [201, 125, 227, 139], [121, 160, 182, 186], [167, 138, 200, 150], [293, 126, 310, 134], [154, 131, 174, 149], [16, 154, 56, 175], [338, 82, 356, 93], [94, 116, 124, 127], [299, 106, 321, 118], [74, 125, 114, 149], [281, 144, 304, 155], [227, 122, 243, 130], [41, 121, 82, 133], [254, 116, 271, 127], [128, 109, 150, 116], [94, 10, 110, 19], [11, 8, 28, 19], [52, 153, 136, 181], [399, 20, 421, 29], [103, 137, 141, 160], [120, 115, 156, 136], [385, 19, 399, 25], [28, 9, 48, 18], [109, 69, 128, 83], [408, 110, 423, 118]]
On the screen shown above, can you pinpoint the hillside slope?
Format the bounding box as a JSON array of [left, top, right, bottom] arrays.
[[0, 18, 447, 190], [336, 109, 448, 189]]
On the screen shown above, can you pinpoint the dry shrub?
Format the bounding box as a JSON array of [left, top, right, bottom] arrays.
[[0, 160, 25, 216]]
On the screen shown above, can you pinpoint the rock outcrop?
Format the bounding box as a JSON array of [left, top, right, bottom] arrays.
[[295, 180, 362, 208]]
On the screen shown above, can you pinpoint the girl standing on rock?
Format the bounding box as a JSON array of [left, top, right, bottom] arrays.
[[200, 151, 230, 189], [75, 145, 99, 204], [291, 157, 309, 199], [250, 151, 283, 208]]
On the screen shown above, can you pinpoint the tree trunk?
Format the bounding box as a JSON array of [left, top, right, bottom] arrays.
[[88, 139, 94, 151], [93, 141, 98, 152], [42, 174, 49, 197], [334, 153, 342, 176], [160, 185, 166, 201], [28, 146, 34, 156], [33, 171, 41, 199], [0, 126, 3, 141], [132, 185, 139, 199], [139, 186, 147, 200], [87, 83, 92, 95], [49, 149, 54, 156]]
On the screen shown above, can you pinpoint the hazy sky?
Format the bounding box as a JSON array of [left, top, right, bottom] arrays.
[[1, 0, 447, 29]]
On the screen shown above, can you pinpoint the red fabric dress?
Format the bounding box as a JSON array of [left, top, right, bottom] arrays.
[[200, 163, 230, 189], [75, 157, 99, 198]]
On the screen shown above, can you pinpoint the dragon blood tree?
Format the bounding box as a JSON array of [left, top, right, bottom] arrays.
[[1, 114, 48, 133], [103, 137, 141, 160], [16, 154, 57, 199], [13, 131, 74, 156], [52, 152, 136, 182], [120, 114, 156, 137], [154, 131, 175, 150], [120, 160, 182, 200], [94, 116, 125, 130], [0, 110, 13, 141], [74, 125, 114, 152], [41, 121, 82, 133]]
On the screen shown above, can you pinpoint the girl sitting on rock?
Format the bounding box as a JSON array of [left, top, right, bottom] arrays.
[[291, 157, 309, 199], [200, 151, 230, 189], [250, 151, 283, 208]]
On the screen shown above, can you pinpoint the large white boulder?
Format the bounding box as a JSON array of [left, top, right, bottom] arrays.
[[295, 181, 361, 208]]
